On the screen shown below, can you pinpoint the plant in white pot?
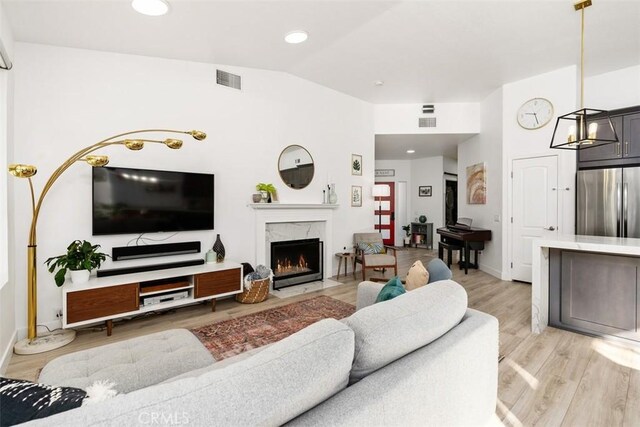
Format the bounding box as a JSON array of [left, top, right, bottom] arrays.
[[402, 224, 412, 245], [45, 240, 109, 286]]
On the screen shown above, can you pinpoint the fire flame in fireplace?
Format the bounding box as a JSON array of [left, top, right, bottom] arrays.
[[275, 254, 311, 276]]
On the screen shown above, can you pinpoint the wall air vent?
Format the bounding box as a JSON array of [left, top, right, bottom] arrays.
[[422, 104, 435, 114], [216, 69, 241, 90], [419, 117, 437, 128]]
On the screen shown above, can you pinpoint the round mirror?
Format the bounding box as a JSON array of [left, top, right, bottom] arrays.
[[278, 145, 315, 189]]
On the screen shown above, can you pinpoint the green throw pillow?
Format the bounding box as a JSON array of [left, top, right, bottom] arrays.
[[375, 276, 406, 303]]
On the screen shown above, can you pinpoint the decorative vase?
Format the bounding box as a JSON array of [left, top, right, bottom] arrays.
[[419, 215, 427, 223], [252, 193, 262, 203], [259, 191, 269, 203], [205, 249, 215, 264], [213, 234, 225, 263], [70, 269, 90, 284], [328, 184, 338, 204]]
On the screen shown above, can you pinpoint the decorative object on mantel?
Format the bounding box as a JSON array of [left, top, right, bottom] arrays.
[[192, 296, 355, 359], [212, 234, 226, 262], [351, 185, 362, 207], [236, 264, 271, 304], [45, 240, 109, 286], [251, 193, 262, 203], [466, 162, 487, 205], [351, 154, 362, 176], [7, 127, 206, 354], [205, 249, 215, 264], [418, 215, 427, 224], [549, 0, 619, 150], [256, 183, 277, 203], [328, 184, 338, 204], [418, 186, 432, 197]]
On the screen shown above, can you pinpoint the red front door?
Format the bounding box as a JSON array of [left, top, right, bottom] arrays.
[[374, 182, 395, 246]]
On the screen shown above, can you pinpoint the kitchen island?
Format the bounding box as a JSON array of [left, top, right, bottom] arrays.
[[532, 235, 640, 342]]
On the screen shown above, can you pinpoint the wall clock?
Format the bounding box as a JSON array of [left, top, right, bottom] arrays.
[[517, 98, 554, 130]]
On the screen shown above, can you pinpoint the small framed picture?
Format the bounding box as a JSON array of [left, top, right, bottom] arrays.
[[351, 185, 362, 207], [351, 154, 362, 176], [418, 186, 432, 197]]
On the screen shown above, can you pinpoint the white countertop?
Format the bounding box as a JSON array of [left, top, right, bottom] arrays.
[[533, 234, 640, 256]]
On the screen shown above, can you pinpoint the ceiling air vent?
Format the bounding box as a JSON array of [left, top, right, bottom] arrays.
[[419, 117, 437, 128], [216, 69, 241, 90]]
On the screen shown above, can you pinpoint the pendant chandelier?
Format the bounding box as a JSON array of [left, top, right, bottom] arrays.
[[549, 0, 619, 150]]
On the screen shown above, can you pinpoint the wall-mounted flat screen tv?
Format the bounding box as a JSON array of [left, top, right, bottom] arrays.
[[93, 166, 214, 235]]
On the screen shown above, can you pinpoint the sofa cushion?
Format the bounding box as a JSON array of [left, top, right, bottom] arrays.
[[362, 253, 395, 267], [38, 329, 214, 394], [375, 277, 406, 303], [344, 279, 467, 384], [28, 319, 355, 427], [405, 259, 429, 290]]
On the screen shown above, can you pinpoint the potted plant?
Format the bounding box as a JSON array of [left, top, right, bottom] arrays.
[[256, 183, 277, 203], [45, 240, 109, 286], [402, 224, 412, 245]]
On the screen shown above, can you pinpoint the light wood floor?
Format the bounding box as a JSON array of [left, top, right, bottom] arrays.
[[5, 248, 640, 426]]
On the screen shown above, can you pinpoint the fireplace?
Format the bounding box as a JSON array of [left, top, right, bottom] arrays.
[[271, 238, 323, 289]]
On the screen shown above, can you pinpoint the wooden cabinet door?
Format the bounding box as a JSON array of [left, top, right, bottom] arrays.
[[194, 268, 241, 298], [578, 116, 623, 163], [67, 283, 139, 324], [623, 112, 640, 158], [560, 251, 639, 340]]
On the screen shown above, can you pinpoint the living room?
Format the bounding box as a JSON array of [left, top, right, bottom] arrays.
[[1, 0, 640, 425]]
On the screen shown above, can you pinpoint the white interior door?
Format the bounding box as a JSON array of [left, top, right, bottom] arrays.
[[512, 156, 558, 283]]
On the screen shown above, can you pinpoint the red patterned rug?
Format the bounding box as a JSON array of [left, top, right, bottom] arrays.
[[191, 296, 355, 361]]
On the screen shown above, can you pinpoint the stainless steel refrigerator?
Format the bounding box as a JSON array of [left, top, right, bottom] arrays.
[[577, 167, 640, 238]]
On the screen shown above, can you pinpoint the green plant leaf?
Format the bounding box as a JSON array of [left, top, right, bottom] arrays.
[[54, 268, 67, 287]]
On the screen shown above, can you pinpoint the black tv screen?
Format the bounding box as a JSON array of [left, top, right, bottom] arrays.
[[93, 166, 214, 235]]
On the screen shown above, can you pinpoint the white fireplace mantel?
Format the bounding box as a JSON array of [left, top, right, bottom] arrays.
[[250, 204, 336, 280]]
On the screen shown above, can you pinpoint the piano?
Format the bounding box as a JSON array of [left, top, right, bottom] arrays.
[[436, 218, 491, 274]]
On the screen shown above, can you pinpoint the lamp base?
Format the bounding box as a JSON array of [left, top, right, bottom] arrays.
[[13, 329, 76, 355]]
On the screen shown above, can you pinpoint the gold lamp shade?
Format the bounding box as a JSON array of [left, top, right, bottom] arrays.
[[164, 138, 183, 149], [8, 164, 37, 178], [85, 155, 110, 167], [189, 130, 207, 141], [124, 139, 145, 150]]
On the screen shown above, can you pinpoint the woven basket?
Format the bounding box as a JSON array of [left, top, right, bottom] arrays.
[[235, 277, 270, 304]]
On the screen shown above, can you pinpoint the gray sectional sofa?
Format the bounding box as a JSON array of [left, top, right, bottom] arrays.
[[30, 279, 499, 426]]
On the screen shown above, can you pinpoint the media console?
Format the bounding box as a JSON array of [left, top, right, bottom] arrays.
[[62, 261, 243, 336]]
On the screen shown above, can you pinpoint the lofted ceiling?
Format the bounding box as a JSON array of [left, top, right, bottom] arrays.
[[4, 1, 639, 161], [3, 0, 640, 105]]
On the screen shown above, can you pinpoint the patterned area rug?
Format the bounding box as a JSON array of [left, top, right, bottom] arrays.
[[191, 296, 355, 361]]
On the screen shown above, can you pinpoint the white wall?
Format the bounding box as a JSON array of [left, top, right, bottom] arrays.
[[457, 88, 503, 278], [585, 65, 640, 110], [374, 103, 480, 135], [10, 43, 375, 336], [374, 159, 411, 245], [443, 157, 457, 175], [502, 66, 577, 279], [0, 0, 15, 373], [411, 156, 445, 231]]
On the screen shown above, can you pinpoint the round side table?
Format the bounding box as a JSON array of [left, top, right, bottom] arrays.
[[335, 252, 356, 279]]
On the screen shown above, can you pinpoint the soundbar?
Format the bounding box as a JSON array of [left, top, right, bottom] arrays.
[[97, 259, 205, 278], [112, 241, 201, 261]]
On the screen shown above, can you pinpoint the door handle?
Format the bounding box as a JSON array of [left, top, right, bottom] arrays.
[[624, 182, 628, 237], [544, 226, 556, 231], [625, 141, 629, 156]]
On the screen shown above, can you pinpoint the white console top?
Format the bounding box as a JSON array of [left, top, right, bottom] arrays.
[[64, 260, 242, 292], [533, 234, 640, 256]]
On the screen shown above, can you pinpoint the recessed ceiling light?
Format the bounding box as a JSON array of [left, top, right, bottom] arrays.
[[285, 31, 308, 44], [132, 0, 169, 16], [407, 149, 415, 154], [374, 81, 384, 86]]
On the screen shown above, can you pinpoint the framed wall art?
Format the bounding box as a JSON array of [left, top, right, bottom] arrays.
[[466, 162, 486, 204], [351, 185, 362, 207], [418, 186, 432, 197], [351, 154, 362, 176]]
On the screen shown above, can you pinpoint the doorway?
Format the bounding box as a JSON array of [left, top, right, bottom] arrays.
[[374, 181, 395, 246], [444, 175, 458, 226], [511, 155, 559, 283]]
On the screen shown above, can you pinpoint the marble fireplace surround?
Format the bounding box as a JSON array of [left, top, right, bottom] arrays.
[[250, 204, 338, 285]]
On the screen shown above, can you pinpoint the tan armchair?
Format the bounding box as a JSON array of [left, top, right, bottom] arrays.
[[353, 232, 398, 281]]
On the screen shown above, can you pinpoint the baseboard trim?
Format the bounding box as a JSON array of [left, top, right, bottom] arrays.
[[0, 329, 17, 375], [479, 263, 503, 279]]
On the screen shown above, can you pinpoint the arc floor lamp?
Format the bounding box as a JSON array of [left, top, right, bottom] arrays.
[[8, 128, 206, 354]]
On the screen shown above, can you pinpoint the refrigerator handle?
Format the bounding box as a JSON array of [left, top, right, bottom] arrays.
[[617, 183, 622, 237], [624, 182, 628, 237]]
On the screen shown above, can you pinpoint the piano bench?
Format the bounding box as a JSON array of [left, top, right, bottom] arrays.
[[438, 242, 463, 269]]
